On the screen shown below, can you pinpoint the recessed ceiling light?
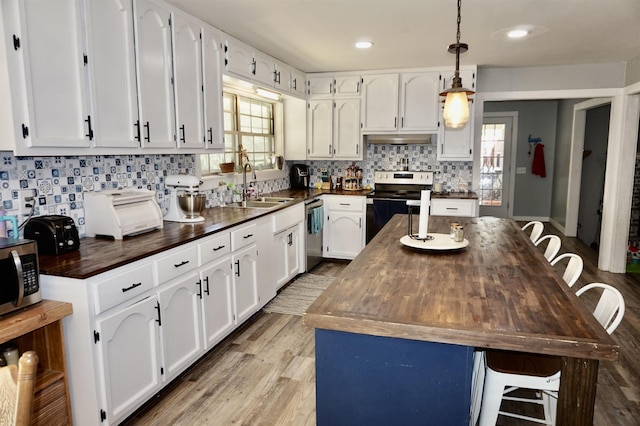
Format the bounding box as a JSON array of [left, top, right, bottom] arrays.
[[355, 41, 373, 49], [506, 29, 529, 39]]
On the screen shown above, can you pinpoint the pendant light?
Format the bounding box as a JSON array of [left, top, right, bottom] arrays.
[[440, 0, 474, 129]]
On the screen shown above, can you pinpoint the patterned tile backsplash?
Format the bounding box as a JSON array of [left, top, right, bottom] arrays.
[[0, 142, 472, 238]]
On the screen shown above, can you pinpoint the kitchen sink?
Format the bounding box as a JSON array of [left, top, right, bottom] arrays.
[[223, 196, 295, 209], [256, 196, 295, 203], [224, 197, 294, 209]]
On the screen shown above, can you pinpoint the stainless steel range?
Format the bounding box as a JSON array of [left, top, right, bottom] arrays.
[[366, 171, 433, 243]]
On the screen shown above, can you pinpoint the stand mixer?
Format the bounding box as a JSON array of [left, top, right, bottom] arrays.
[[164, 175, 206, 223]]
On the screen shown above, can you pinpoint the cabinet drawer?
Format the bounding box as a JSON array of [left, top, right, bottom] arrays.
[[93, 263, 154, 315], [199, 232, 231, 265], [430, 199, 478, 217], [273, 203, 304, 233], [154, 245, 199, 283], [325, 196, 365, 212], [231, 223, 257, 251]]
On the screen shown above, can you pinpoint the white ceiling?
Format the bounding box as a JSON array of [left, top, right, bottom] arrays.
[[165, 0, 640, 73]]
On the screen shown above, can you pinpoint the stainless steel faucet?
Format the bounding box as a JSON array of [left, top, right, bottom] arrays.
[[242, 161, 257, 207]]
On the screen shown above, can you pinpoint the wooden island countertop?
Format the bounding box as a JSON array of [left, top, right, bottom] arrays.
[[304, 214, 618, 425], [304, 215, 618, 361]]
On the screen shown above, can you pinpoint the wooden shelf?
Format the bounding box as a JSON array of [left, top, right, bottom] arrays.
[[0, 300, 73, 425]]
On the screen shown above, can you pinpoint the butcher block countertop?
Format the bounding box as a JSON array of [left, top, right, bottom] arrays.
[[303, 215, 619, 362], [36, 187, 370, 280]]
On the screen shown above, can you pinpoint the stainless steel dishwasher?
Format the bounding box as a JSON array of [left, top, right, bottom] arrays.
[[305, 197, 324, 271]]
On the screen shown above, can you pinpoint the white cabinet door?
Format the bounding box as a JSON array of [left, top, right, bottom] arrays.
[[333, 98, 361, 159], [361, 73, 399, 132], [324, 196, 366, 260], [8, 0, 91, 148], [400, 71, 440, 132], [94, 295, 162, 424], [290, 67, 306, 97], [307, 76, 333, 96], [253, 50, 276, 87], [224, 37, 253, 79], [172, 13, 204, 149], [157, 271, 203, 382], [202, 27, 224, 150], [334, 75, 361, 96], [273, 229, 289, 289], [286, 226, 300, 280], [325, 210, 364, 259], [307, 99, 333, 159], [274, 225, 300, 289], [232, 244, 259, 324], [134, 0, 175, 148], [84, 0, 139, 148], [437, 69, 475, 161], [200, 256, 235, 349]]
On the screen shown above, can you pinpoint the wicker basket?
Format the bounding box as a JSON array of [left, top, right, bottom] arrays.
[[219, 162, 236, 173]]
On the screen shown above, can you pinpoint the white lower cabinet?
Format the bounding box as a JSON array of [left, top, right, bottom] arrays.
[[41, 215, 273, 425], [274, 225, 301, 289], [430, 198, 479, 217], [157, 270, 203, 382], [323, 195, 366, 260], [200, 255, 234, 349], [94, 294, 162, 423], [232, 244, 259, 324]]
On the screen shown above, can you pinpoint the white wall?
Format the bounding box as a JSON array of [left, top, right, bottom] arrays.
[[478, 63, 627, 93]]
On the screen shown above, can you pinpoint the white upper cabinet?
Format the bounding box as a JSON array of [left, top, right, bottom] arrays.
[[3, 0, 91, 149], [437, 68, 476, 161], [253, 49, 277, 87], [171, 12, 204, 149], [289, 67, 307, 97], [362, 71, 442, 134], [84, 0, 140, 148], [361, 73, 399, 132], [307, 75, 361, 97], [333, 98, 362, 159], [306, 98, 361, 160], [133, 0, 175, 148], [201, 26, 224, 150], [399, 71, 440, 132], [307, 99, 333, 158], [224, 36, 254, 79]]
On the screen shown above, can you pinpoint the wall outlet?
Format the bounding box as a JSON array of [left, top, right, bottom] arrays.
[[18, 189, 37, 220], [516, 167, 527, 174]]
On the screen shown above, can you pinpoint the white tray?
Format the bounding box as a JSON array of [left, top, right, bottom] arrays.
[[400, 233, 469, 251]]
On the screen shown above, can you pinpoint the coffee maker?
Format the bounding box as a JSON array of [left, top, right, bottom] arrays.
[[290, 164, 310, 189]]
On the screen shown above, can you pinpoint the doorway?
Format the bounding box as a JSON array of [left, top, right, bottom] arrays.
[[479, 114, 516, 218], [577, 104, 611, 249]]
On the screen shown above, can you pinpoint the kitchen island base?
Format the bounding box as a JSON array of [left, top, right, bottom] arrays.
[[315, 329, 473, 426]]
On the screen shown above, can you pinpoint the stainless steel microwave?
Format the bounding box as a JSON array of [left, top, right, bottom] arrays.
[[0, 238, 41, 316]]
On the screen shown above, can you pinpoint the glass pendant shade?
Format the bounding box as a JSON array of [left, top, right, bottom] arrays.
[[442, 90, 470, 129]]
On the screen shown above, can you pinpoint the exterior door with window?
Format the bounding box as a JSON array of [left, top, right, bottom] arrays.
[[479, 115, 514, 218]]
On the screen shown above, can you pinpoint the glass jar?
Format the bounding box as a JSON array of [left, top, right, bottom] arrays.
[[450, 222, 460, 239], [454, 225, 464, 243]]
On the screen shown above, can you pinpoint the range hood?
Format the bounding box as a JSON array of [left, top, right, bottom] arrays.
[[366, 134, 433, 145]]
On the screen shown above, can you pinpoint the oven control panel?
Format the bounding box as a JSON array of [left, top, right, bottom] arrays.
[[373, 171, 433, 185]]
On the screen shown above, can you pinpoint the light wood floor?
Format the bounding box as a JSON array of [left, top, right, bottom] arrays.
[[123, 227, 640, 426]]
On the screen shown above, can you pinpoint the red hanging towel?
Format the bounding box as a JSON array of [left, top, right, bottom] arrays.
[[531, 143, 546, 177]]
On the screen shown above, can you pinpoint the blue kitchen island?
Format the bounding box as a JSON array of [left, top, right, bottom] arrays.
[[303, 215, 619, 425]]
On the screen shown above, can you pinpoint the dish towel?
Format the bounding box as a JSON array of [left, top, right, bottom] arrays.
[[309, 205, 324, 234], [531, 143, 546, 177]]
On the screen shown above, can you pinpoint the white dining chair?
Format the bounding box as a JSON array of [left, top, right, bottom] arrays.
[[534, 235, 562, 262], [550, 253, 583, 288], [521, 221, 544, 243], [478, 283, 625, 426]]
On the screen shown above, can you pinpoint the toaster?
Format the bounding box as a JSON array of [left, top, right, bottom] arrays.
[[24, 215, 80, 255]]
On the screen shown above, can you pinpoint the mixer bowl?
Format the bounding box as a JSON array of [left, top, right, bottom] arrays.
[[178, 193, 206, 218]]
